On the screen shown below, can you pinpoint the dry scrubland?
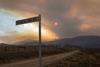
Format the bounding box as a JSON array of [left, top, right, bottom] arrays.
[[45, 48, 100, 67], [0, 45, 76, 64], [0, 45, 100, 67]]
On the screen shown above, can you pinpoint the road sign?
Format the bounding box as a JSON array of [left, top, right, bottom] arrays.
[[16, 14, 43, 67], [16, 16, 40, 25]]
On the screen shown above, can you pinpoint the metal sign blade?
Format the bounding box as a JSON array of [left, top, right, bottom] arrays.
[[16, 16, 40, 25]]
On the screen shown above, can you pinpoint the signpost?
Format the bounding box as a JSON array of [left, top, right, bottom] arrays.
[[16, 14, 42, 67]]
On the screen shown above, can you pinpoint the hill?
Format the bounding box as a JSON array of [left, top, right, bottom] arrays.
[[46, 36, 100, 48]]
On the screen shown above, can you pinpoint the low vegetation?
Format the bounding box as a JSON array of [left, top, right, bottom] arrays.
[[0, 45, 100, 67], [45, 48, 100, 67], [0, 45, 76, 64]]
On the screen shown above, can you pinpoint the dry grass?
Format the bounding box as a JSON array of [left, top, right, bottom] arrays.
[[0, 45, 75, 64], [45, 49, 100, 67]]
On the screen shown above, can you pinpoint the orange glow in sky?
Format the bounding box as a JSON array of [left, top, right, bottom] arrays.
[[80, 23, 92, 31], [0, 9, 59, 44], [21, 23, 58, 41]]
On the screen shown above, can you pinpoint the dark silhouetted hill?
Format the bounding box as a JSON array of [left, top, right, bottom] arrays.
[[0, 36, 100, 48], [0, 43, 10, 47], [46, 36, 100, 48]]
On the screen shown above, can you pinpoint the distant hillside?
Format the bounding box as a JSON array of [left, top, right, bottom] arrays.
[[0, 36, 100, 48], [15, 41, 39, 46], [0, 43, 10, 47], [46, 36, 100, 48]]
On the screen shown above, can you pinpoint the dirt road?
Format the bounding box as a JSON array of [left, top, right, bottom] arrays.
[[0, 50, 78, 67]]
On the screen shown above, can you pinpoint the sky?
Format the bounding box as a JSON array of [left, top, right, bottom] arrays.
[[0, 0, 100, 44]]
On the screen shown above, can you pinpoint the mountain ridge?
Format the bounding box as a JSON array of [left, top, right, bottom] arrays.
[[0, 36, 100, 48]]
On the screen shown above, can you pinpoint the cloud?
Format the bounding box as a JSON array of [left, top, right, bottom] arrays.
[[0, 30, 58, 44], [0, 31, 5, 34], [0, 0, 100, 38], [66, 0, 100, 37], [0, 9, 58, 44], [0, 9, 18, 32]]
